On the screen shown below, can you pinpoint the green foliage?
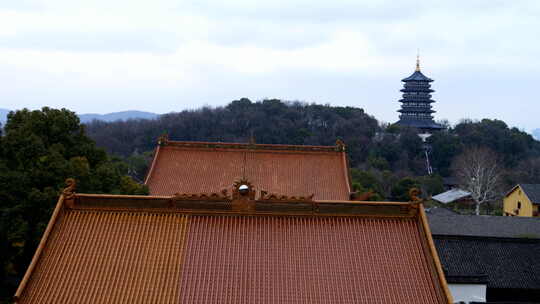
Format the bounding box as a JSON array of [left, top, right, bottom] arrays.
[[0, 107, 148, 301], [350, 169, 379, 191], [85, 99, 380, 167], [452, 119, 537, 167], [418, 175, 444, 198], [391, 177, 420, 201], [350, 169, 384, 200], [350, 169, 441, 202], [428, 131, 462, 176], [83, 101, 540, 182]]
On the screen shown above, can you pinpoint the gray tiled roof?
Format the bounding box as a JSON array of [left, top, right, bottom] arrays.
[[425, 207, 460, 216], [428, 212, 540, 239], [434, 236, 540, 289], [429, 210, 540, 292], [519, 184, 540, 204]]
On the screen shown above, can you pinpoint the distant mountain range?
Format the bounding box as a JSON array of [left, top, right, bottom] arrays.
[[533, 129, 540, 141], [0, 108, 9, 125], [0, 109, 159, 125], [78, 111, 159, 123]]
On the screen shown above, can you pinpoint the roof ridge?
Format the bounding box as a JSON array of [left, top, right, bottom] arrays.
[[143, 145, 161, 185], [161, 140, 346, 153], [71, 193, 419, 218]]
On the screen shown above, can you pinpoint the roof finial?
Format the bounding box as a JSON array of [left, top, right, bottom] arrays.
[[416, 49, 421, 72]]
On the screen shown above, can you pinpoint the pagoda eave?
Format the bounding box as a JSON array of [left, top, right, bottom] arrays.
[[395, 119, 445, 131], [401, 71, 434, 82], [397, 109, 435, 114], [400, 88, 435, 93], [398, 99, 436, 103]]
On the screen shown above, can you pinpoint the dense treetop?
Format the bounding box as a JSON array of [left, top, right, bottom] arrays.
[[0, 108, 147, 301], [86, 99, 379, 166]]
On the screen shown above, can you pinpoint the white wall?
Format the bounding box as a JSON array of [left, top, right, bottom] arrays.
[[449, 283, 486, 303]]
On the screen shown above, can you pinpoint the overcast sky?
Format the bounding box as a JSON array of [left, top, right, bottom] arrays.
[[1, 0, 539, 130]]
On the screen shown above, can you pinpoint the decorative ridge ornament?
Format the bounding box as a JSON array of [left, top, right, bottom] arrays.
[[335, 139, 346, 152], [62, 178, 76, 208], [231, 178, 256, 212], [172, 189, 230, 202], [157, 133, 169, 146], [409, 188, 422, 203], [259, 190, 315, 203], [62, 178, 76, 199], [232, 178, 256, 200]]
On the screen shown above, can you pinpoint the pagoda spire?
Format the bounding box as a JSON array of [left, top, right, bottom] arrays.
[[415, 50, 421, 71]]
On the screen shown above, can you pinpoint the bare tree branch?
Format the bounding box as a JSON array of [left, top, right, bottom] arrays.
[[452, 147, 502, 215]]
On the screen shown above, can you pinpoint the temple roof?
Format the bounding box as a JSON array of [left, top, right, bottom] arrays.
[[14, 189, 452, 304], [145, 140, 352, 200], [402, 70, 433, 82]]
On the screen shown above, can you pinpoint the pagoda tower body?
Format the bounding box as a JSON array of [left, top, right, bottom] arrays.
[[396, 57, 443, 132]]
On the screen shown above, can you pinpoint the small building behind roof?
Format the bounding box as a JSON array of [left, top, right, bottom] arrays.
[[504, 184, 540, 217], [13, 179, 453, 304], [145, 137, 352, 200], [432, 188, 471, 205]]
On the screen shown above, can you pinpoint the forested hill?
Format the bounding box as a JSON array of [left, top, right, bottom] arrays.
[[84, 98, 540, 183], [85, 98, 380, 165]]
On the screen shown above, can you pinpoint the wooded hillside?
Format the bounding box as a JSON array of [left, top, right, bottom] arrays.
[[85, 98, 540, 192]]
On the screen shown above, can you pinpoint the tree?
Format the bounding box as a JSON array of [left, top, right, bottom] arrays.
[[391, 177, 420, 201], [0, 107, 148, 300], [452, 147, 502, 215]]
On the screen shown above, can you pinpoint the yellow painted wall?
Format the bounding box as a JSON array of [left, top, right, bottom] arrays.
[[504, 186, 536, 216]]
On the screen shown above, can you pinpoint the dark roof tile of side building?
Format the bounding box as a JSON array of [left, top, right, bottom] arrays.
[[425, 207, 460, 217], [434, 236, 540, 289], [428, 212, 540, 239], [144, 139, 352, 200], [14, 188, 452, 303]]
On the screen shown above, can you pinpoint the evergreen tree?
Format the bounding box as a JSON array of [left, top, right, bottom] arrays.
[[0, 107, 147, 300]]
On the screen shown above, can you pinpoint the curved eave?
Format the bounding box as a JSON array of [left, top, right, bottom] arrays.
[[400, 88, 435, 93], [401, 71, 433, 82], [398, 109, 435, 114], [399, 99, 436, 103], [395, 119, 445, 130]]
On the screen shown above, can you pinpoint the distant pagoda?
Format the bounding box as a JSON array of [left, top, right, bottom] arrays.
[[396, 56, 444, 132]]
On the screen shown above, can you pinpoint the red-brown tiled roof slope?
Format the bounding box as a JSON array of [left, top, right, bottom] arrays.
[[145, 141, 352, 200], [18, 210, 189, 303], [15, 193, 452, 303], [180, 216, 445, 303]]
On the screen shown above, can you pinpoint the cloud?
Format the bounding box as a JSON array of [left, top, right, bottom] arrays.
[[1, 0, 540, 130]]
